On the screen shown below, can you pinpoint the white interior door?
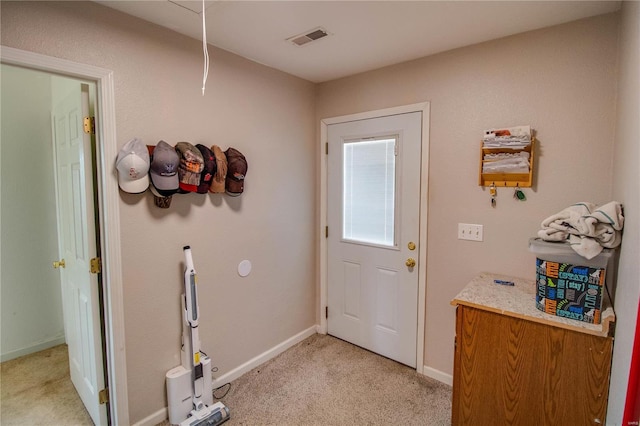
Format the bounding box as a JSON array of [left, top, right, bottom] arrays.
[[327, 111, 422, 368], [52, 84, 107, 426]]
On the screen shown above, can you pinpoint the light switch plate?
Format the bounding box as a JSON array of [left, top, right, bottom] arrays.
[[458, 223, 483, 241]]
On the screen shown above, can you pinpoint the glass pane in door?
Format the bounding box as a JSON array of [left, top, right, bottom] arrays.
[[343, 137, 397, 246]]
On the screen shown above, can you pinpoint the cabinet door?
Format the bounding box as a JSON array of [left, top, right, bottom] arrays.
[[452, 306, 612, 425]]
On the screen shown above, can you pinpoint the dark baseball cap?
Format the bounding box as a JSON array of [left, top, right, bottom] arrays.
[[195, 144, 216, 194], [149, 183, 173, 208], [225, 147, 247, 196]]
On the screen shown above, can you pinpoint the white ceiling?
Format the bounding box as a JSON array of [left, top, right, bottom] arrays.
[[96, 1, 621, 83]]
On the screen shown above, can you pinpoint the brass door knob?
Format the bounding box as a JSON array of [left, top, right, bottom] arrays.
[[405, 258, 416, 268], [407, 242, 416, 251], [53, 259, 66, 269]]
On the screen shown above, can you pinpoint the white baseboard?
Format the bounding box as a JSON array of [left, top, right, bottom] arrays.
[[212, 325, 317, 387], [135, 325, 318, 426], [0, 336, 65, 362], [132, 407, 167, 426], [422, 365, 453, 386]]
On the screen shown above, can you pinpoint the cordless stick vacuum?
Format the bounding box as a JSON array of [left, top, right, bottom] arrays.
[[166, 246, 229, 426]]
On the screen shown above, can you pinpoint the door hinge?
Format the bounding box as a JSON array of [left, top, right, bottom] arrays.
[[83, 116, 96, 135], [325, 306, 328, 319], [90, 257, 101, 274], [325, 226, 328, 238], [99, 387, 109, 404], [325, 142, 328, 155]]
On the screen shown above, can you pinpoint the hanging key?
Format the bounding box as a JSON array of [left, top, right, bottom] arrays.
[[490, 183, 497, 208]]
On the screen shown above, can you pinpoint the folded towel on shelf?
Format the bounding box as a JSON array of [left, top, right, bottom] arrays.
[[537, 201, 624, 259], [482, 126, 532, 149], [484, 152, 530, 161], [482, 136, 531, 149], [482, 152, 530, 174]]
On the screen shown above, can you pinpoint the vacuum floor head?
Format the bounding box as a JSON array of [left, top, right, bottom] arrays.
[[179, 402, 229, 426]]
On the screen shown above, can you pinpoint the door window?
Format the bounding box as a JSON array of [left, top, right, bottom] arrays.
[[342, 137, 397, 247]]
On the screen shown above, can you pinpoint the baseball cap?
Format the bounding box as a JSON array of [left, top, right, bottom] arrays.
[[195, 144, 216, 194], [149, 140, 180, 195], [225, 147, 247, 196], [149, 183, 173, 209], [116, 138, 150, 194], [209, 145, 227, 193], [175, 142, 204, 193]]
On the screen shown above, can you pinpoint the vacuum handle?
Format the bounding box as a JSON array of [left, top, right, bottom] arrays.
[[183, 245, 195, 272], [183, 245, 199, 327]]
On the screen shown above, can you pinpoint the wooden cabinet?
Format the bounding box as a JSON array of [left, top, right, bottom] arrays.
[[451, 273, 614, 426]]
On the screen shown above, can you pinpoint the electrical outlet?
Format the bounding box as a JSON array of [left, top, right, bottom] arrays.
[[458, 223, 483, 242]]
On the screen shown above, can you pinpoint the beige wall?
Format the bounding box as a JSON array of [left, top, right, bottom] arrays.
[[3, 1, 636, 423], [608, 1, 640, 423], [1, 1, 317, 423], [317, 13, 619, 375]]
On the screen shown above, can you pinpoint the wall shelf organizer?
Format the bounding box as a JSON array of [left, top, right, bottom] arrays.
[[478, 138, 535, 188]]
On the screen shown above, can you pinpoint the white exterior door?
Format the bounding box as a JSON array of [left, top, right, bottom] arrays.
[[52, 84, 107, 426], [327, 111, 422, 368]]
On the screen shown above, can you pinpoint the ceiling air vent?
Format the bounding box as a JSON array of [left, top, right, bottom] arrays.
[[287, 27, 329, 47]]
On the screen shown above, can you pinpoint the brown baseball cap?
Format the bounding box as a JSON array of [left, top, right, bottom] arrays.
[[209, 145, 227, 193], [225, 147, 247, 196]]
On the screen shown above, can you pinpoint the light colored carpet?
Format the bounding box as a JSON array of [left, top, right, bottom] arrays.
[[159, 334, 452, 425], [0, 344, 93, 426]]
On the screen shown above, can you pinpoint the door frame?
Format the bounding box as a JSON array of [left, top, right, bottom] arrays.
[[319, 102, 430, 374], [1, 46, 129, 425]]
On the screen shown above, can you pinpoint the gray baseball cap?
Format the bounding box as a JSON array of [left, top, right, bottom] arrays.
[[150, 140, 180, 193]]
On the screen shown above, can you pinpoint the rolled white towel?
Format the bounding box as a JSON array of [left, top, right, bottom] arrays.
[[594, 224, 622, 248], [537, 227, 568, 241], [538, 201, 624, 258], [540, 202, 595, 233], [574, 201, 624, 235]]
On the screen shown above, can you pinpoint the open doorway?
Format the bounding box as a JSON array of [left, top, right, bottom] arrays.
[[0, 46, 128, 425], [1, 64, 107, 425]]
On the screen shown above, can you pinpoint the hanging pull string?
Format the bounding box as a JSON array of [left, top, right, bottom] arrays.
[[201, 0, 209, 96]]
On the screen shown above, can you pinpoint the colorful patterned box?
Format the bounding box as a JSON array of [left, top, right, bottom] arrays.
[[535, 259, 605, 324], [529, 238, 614, 325]]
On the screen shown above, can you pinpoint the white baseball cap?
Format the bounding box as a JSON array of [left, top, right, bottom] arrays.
[[116, 138, 150, 193]]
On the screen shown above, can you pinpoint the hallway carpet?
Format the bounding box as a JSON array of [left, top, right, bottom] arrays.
[[160, 333, 452, 425], [0, 344, 93, 426]]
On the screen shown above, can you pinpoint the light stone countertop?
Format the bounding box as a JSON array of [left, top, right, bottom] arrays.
[[451, 272, 615, 338]]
